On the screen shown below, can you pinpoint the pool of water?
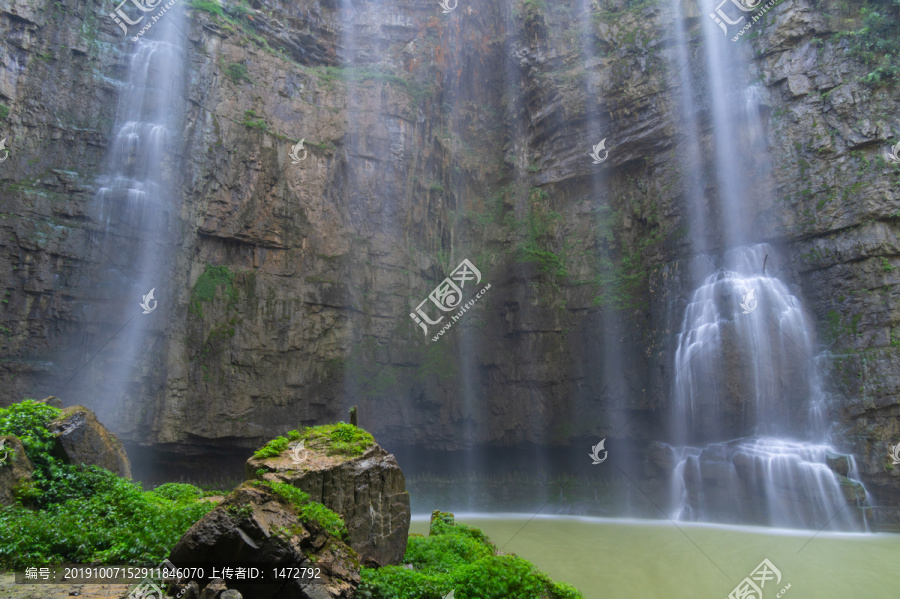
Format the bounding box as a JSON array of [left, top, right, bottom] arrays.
[[410, 514, 900, 599]]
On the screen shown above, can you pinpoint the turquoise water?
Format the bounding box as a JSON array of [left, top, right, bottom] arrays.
[[410, 514, 900, 599]]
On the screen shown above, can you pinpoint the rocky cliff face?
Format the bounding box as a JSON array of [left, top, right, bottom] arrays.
[[0, 0, 897, 501]]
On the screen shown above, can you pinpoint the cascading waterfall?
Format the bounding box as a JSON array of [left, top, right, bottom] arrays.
[[85, 16, 186, 427], [661, 0, 868, 530], [667, 245, 865, 529]]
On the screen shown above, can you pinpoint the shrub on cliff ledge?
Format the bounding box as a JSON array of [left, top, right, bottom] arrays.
[[358, 511, 582, 599]]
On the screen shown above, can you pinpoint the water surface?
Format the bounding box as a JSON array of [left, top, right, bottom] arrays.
[[410, 514, 899, 599]]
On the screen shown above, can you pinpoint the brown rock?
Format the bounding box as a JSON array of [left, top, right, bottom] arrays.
[[198, 579, 227, 599], [170, 482, 359, 599], [247, 441, 410, 567], [48, 406, 132, 479], [0, 436, 34, 506]]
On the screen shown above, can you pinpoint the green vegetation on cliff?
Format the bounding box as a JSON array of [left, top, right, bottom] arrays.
[[189, 264, 239, 317], [358, 511, 582, 599], [0, 400, 215, 568], [838, 0, 900, 86]]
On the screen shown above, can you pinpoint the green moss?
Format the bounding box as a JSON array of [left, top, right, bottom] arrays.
[[251, 481, 347, 540], [514, 188, 568, 280], [241, 109, 268, 131], [187, 0, 223, 15], [359, 511, 582, 599], [253, 436, 290, 459], [302, 423, 375, 457], [189, 264, 237, 317], [225, 62, 252, 85], [0, 104, 9, 120]]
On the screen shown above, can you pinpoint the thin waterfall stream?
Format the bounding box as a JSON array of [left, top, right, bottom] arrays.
[[87, 17, 186, 427]]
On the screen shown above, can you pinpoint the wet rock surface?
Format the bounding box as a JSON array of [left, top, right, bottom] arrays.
[[170, 482, 359, 599], [248, 441, 410, 567], [48, 406, 132, 479]]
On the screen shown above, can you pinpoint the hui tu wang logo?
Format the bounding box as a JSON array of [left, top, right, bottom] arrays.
[[728, 558, 790, 599], [589, 139, 609, 164], [589, 439, 607, 464], [885, 142, 900, 164], [410, 258, 491, 342], [140, 288, 157, 314], [439, 0, 458, 13], [0, 138, 9, 162], [290, 440, 308, 465], [289, 139, 307, 164], [739, 288, 757, 314], [109, 0, 182, 41], [889, 443, 900, 466], [709, 0, 787, 41]]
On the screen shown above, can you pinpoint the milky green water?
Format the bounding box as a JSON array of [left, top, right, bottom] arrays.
[[410, 515, 900, 599]]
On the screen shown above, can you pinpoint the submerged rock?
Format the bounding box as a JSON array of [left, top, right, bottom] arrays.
[[247, 430, 410, 568], [48, 406, 132, 479], [0, 435, 33, 506], [170, 482, 359, 599]]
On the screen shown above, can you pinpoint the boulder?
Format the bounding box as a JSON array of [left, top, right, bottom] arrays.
[[37, 396, 64, 408], [0, 435, 34, 506], [48, 405, 132, 479], [247, 440, 410, 567], [170, 482, 359, 599]]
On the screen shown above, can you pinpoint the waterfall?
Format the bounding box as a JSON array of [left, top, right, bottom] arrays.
[[661, 0, 868, 529], [83, 16, 186, 428], [667, 245, 866, 529]]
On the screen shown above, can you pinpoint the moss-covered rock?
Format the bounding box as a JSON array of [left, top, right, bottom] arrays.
[[170, 482, 359, 599], [247, 424, 409, 568], [0, 435, 33, 506], [48, 406, 132, 479]]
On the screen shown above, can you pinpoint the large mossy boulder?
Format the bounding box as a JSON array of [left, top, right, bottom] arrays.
[[246, 424, 410, 568], [0, 435, 34, 506], [170, 481, 359, 599], [48, 405, 132, 479]]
